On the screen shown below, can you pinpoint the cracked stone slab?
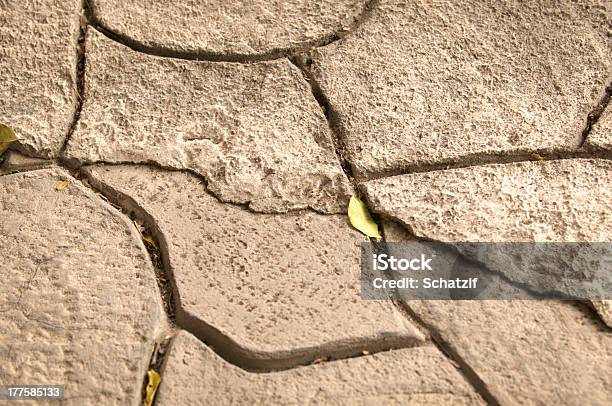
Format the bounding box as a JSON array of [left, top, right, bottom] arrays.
[[89, 0, 369, 58], [0, 0, 80, 158], [365, 158, 612, 324], [381, 227, 612, 404], [66, 29, 351, 213], [85, 165, 424, 370], [0, 168, 164, 405], [156, 330, 484, 405], [310, 0, 612, 178], [407, 300, 611, 405]]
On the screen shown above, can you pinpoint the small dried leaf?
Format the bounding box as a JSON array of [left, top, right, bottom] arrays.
[[55, 180, 70, 191], [348, 195, 381, 238], [144, 369, 161, 406], [531, 153, 544, 161], [0, 123, 17, 156], [142, 234, 156, 248]]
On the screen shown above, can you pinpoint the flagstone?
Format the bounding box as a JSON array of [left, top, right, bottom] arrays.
[[88, 0, 369, 58], [0, 0, 80, 158], [0, 168, 164, 405], [65, 29, 351, 213], [309, 0, 611, 177], [85, 164, 424, 370]]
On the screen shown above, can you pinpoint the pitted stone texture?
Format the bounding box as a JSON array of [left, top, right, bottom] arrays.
[[364, 159, 612, 242], [310, 0, 612, 178], [0, 168, 164, 405], [408, 300, 611, 405], [89, 0, 368, 57], [0, 0, 80, 158], [66, 29, 350, 213], [85, 165, 424, 369], [157, 331, 484, 405], [587, 104, 612, 150]]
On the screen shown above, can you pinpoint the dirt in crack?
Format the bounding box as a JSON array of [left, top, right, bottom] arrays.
[[72, 169, 176, 323], [133, 218, 176, 322], [580, 82, 612, 146]]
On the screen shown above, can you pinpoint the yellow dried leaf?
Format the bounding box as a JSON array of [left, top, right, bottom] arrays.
[[348, 195, 381, 238], [142, 234, 156, 247], [144, 369, 161, 406], [0, 123, 17, 155], [55, 180, 70, 191]]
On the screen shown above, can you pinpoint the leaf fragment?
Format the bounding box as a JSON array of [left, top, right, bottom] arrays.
[[0, 123, 17, 156], [55, 180, 70, 191], [348, 195, 381, 238], [144, 369, 161, 406]]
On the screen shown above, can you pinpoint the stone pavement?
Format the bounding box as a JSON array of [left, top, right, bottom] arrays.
[[0, 0, 610, 405]]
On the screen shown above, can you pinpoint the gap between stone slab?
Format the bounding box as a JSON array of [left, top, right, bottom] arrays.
[[83, 0, 379, 64], [359, 150, 612, 182], [579, 81, 612, 147], [58, 0, 88, 158], [62, 159, 343, 216], [372, 219, 498, 406], [80, 165, 431, 374], [289, 56, 357, 187]]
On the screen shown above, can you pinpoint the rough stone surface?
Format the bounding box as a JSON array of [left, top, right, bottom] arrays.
[[0, 0, 80, 158], [85, 165, 424, 369], [156, 330, 484, 405], [407, 300, 611, 405], [587, 104, 612, 150], [66, 29, 351, 213], [310, 0, 612, 178], [0, 168, 164, 405], [90, 0, 368, 57], [364, 159, 612, 242], [366, 159, 612, 325], [592, 300, 612, 327]]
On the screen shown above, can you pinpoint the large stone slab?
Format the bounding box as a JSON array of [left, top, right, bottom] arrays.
[[366, 159, 611, 403], [0, 168, 164, 405], [365, 159, 612, 325], [382, 217, 612, 404], [85, 165, 424, 370], [310, 0, 612, 177], [156, 330, 484, 405], [89, 0, 368, 58], [364, 159, 611, 242], [406, 300, 612, 405], [66, 29, 350, 213], [0, 0, 80, 158]]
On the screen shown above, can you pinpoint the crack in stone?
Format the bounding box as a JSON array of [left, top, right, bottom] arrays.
[[579, 81, 612, 147], [59, 0, 88, 158], [59, 167, 177, 403], [359, 150, 612, 182], [289, 56, 358, 196], [83, 0, 379, 63], [66, 159, 340, 216], [371, 219, 497, 406]]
